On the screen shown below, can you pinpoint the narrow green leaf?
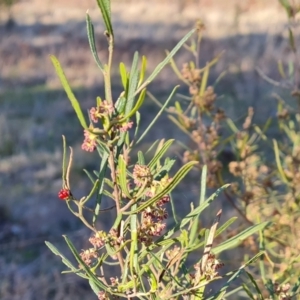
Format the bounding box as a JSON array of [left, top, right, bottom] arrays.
[[222, 286, 244, 298], [89, 279, 101, 295], [153, 159, 176, 178], [112, 213, 123, 231], [169, 194, 178, 224], [138, 56, 147, 87], [125, 161, 198, 214], [81, 179, 100, 205], [190, 165, 207, 244], [159, 184, 229, 241], [129, 203, 138, 277], [50, 55, 87, 129], [226, 117, 239, 133], [118, 155, 131, 199], [119, 88, 146, 122], [119, 62, 128, 89], [181, 184, 230, 230], [167, 53, 190, 85], [83, 169, 96, 184], [96, 0, 113, 36], [133, 111, 141, 139], [278, 60, 286, 78], [93, 152, 109, 225], [63, 235, 107, 290], [146, 140, 160, 154], [115, 95, 127, 114], [215, 217, 238, 237], [208, 252, 265, 300], [289, 28, 296, 52], [45, 241, 78, 272], [199, 63, 209, 96], [273, 139, 288, 184], [242, 284, 256, 300], [288, 60, 294, 78], [86, 13, 104, 71], [213, 222, 271, 254], [116, 52, 139, 152], [148, 139, 174, 170], [199, 165, 207, 205], [135, 29, 196, 95], [245, 271, 264, 299], [136, 86, 179, 145], [137, 151, 145, 165], [126, 51, 139, 115]]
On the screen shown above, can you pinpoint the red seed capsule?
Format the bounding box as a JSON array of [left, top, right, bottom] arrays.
[[58, 189, 71, 200]]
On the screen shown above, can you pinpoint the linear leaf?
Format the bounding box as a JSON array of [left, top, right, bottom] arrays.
[[273, 139, 288, 184], [86, 13, 104, 71], [125, 161, 198, 214], [190, 165, 207, 244], [96, 0, 113, 36], [50, 55, 87, 129], [136, 85, 179, 145], [138, 55, 147, 87], [93, 152, 109, 225], [215, 216, 238, 237], [158, 184, 229, 242], [135, 29, 196, 95], [245, 271, 264, 299], [89, 279, 101, 295], [119, 88, 146, 122], [63, 235, 107, 290], [148, 139, 174, 170], [199, 63, 209, 96], [45, 241, 78, 272], [126, 51, 139, 115], [118, 155, 131, 199], [213, 222, 271, 254], [119, 62, 128, 89]]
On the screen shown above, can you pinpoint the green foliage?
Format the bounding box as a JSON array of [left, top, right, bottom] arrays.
[[0, 0, 17, 7], [150, 2, 300, 299], [46, 0, 270, 299]]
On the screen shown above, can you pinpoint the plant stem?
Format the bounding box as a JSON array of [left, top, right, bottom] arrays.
[[105, 34, 114, 104], [109, 145, 121, 214]]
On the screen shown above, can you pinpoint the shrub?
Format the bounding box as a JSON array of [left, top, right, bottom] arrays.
[[45, 0, 270, 299], [155, 1, 300, 298]]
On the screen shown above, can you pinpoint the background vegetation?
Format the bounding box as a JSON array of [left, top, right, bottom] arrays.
[[1, 0, 299, 299]]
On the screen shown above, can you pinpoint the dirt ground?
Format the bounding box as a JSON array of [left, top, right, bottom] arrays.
[[0, 0, 299, 299]]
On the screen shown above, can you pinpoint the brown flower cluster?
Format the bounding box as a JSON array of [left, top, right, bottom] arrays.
[[80, 248, 99, 267], [183, 123, 223, 187], [132, 163, 172, 245], [82, 99, 133, 152], [132, 164, 153, 188], [264, 282, 291, 300], [80, 230, 124, 268], [175, 62, 226, 188], [138, 191, 170, 245], [192, 253, 224, 282]]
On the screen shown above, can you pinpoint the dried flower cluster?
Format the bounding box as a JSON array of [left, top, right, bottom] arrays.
[[264, 282, 291, 300], [192, 253, 224, 282], [177, 61, 225, 187]]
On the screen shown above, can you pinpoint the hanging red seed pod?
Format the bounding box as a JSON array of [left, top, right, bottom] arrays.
[[58, 188, 72, 200]]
